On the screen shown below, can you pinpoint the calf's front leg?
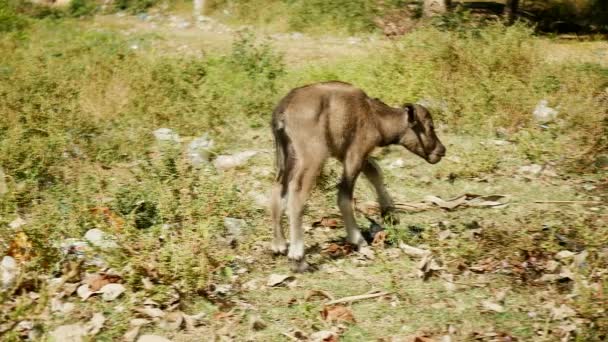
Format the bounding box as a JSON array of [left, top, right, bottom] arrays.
[[362, 159, 398, 224]]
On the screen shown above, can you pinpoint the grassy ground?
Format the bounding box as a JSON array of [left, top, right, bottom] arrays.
[[0, 3, 607, 341]]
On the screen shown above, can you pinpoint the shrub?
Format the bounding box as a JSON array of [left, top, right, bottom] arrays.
[[0, 0, 28, 32], [111, 0, 161, 13], [67, 0, 97, 17]]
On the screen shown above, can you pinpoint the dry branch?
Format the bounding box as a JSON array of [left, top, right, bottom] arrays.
[[324, 291, 391, 306]]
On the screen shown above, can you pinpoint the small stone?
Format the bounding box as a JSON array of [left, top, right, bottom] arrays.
[[223, 217, 246, 241], [152, 128, 180, 143], [310, 330, 338, 342], [9, 217, 26, 229], [389, 158, 406, 169], [249, 314, 267, 331], [84, 229, 118, 249], [518, 164, 543, 176], [213, 151, 258, 170], [555, 250, 575, 260], [533, 99, 558, 123]]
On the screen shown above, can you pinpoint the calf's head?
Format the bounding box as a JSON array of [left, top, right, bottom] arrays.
[[399, 104, 446, 164]]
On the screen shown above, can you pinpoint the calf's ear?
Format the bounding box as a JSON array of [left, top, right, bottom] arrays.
[[403, 103, 417, 126]]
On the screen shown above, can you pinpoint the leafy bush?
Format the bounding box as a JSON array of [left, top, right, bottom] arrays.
[[111, 0, 161, 13], [67, 0, 97, 17], [0, 0, 28, 32], [210, 0, 407, 35]]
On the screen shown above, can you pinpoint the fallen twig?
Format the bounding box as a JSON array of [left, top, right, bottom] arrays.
[[324, 291, 391, 306], [533, 200, 603, 204]]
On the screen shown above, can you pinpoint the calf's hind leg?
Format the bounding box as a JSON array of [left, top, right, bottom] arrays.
[[270, 182, 287, 255], [286, 158, 323, 272], [338, 152, 367, 247]]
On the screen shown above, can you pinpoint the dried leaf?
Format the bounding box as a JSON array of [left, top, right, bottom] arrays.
[[323, 243, 354, 258], [100, 283, 125, 301], [137, 335, 173, 342], [249, 314, 267, 331], [417, 254, 443, 280], [135, 306, 165, 319], [77, 284, 96, 301], [158, 311, 183, 331], [213, 311, 234, 320], [7, 232, 34, 262], [123, 326, 143, 342], [242, 279, 259, 291], [50, 323, 87, 342], [85, 273, 122, 292], [555, 250, 575, 260], [372, 230, 388, 247], [85, 312, 105, 336], [90, 206, 125, 232], [305, 289, 335, 301], [424, 194, 468, 210], [183, 312, 206, 331], [358, 246, 375, 260], [267, 274, 295, 287], [482, 300, 505, 313], [310, 330, 339, 342], [438, 230, 452, 241], [321, 305, 355, 323], [399, 242, 431, 258], [313, 217, 340, 228], [550, 304, 576, 320]]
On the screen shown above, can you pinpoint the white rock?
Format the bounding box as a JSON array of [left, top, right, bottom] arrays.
[[555, 250, 575, 260], [213, 151, 258, 170], [518, 164, 543, 176], [9, 217, 26, 229], [533, 99, 558, 123], [100, 283, 126, 301], [84, 229, 118, 249], [0, 167, 7, 196], [137, 335, 173, 342], [223, 217, 246, 237], [311, 330, 338, 342], [1, 256, 18, 289], [248, 191, 270, 207], [389, 158, 406, 169], [152, 128, 180, 143], [187, 134, 214, 167]]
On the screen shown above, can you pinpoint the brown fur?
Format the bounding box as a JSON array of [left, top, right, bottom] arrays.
[[270, 81, 446, 272]]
